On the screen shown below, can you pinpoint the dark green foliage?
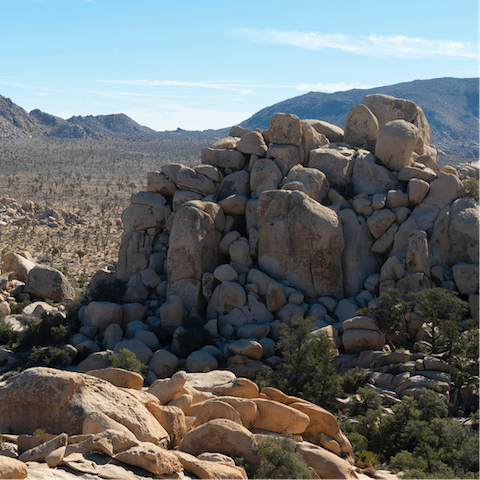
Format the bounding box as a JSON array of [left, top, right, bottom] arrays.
[[26, 346, 70, 368], [345, 387, 382, 416], [174, 316, 214, 359], [85, 279, 126, 304], [8, 300, 32, 314], [236, 435, 311, 479], [0, 317, 18, 347], [340, 367, 369, 393], [357, 288, 410, 348], [411, 288, 469, 358], [342, 388, 479, 478], [255, 316, 341, 413], [15, 312, 72, 352], [109, 348, 148, 377], [463, 177, 479, 201]]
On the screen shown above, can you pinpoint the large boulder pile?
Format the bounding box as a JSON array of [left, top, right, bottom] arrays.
[[0, 366, 360, 479], [1, 93, 478, 400], [71, 93, 477, 382]]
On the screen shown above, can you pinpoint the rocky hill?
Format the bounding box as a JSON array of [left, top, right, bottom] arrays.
[[241, 77, 479, 158]]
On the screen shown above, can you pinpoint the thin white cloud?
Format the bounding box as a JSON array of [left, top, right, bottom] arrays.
[[230, 27, 478, 59], [77, 89, 190, 99], [97, 79, 373, 94]]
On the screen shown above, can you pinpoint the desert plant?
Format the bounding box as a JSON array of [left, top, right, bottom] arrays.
[[109, 348, 148, 377], [236, 435, 312, 479], [255, 316, 341, 412], [340, 367, 369, 394], [357, 288, 410, 348], [462, 177, 479, 201]]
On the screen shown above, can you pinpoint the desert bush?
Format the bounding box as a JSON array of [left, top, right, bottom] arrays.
[[0, 317, 18, 347], [411, 288, 470, 357], [255, 316, 340, 412], [342, 388, 479, 478], [9, 300, 32, 314], [346, 387, 382, 416], [340, 367, 369, 394], [26, 346, 70, 368], [357, 288, 410, 348], [109, 348, 148, 377], [463, 177, 479, 201], [236, 435, 311, 479]]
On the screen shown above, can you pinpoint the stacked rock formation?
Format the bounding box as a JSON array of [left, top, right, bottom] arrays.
[[1, 93, 478, 396], [0, 367, 363, 479]]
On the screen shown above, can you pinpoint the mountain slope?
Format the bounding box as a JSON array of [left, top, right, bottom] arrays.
[[240, 77, 479, 157], [67, 113, 157, 136]]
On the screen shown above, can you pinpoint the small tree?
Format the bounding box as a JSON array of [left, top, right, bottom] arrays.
[[411, 288, 469, 357], [357, 288, 410, 348], [256, 316, 341, 412]]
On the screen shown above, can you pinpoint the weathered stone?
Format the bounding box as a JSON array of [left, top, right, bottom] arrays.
[[176, 166, 217, 196], [343, 329, 385, 353], [2, 252, 36, 282], [201, 148, 246, 171], [452, 263, 479, 294], [406, 230, 430, 275], [398, 165, 436, 183], [375, 120, 419, 171], [0, 457, 28, 479], [269, 113, 302, 147], [236, 131, 268, 157], [85, 367, 143, 390], [148, 370, 187, 404], [147, 171, 178, 196], [423, 171, 465, 210], [229, 339, 263, 359], [351, 152, 399, 195], [149, 349, 180, 378], [250, 158, 282, 196], [258, 190, 344, 299], [344, 103, 379, 152], [303, 119, 344, 143], [186, 350, 218, 373], [160, 295, 187, 332], [308, 144, 355, 188], [81, 301, 122, 331], [282, 165, 329, 203], [361, 93, 418, 128], [23, 265, 75, 303], [366, 209, 396, 239], [266, 144, 302, 176]]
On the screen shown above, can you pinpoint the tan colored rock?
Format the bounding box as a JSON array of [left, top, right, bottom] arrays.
[[173, 449, 248, 479], [269, 113, 302, 147], [308, 144, 356, 188], [0, 457, 28, 479], [213, 377, 259, 399], [440, 164, 459, 176], [452, 263, 479, 294], [18, 433, 68, 463], [351, 152, 400, 195], [258, 189, 344, 299], [228, 339, 263, 359], [344, 103, 379, 152], [0, 301, 10, 317], [301, 121, 329, 163], [408, 178, 430, 205], [176, 166, 217, 196], [147, 171, 178, 196], [250, 158, 283, 196], [413, 106, 431, 154], [342, 316, 378, 331], [342, 329, 385, 354], [167, 201, 222, 284], [177, 418, 259, 468], [0, 367, 169, 445], [251, 398, 310, 434], [423, 171, 466, 210], [187, 397, 258, 429], [361, 93, 418, 128], [375, 120, 419, 171], [85, 367, 143, 390], [82, 411, 137, 439], [236, 131, 268, 157], [266, 144, 302, 176], [23, 265, 75, 303], [406, 230, 430, 275], [45, 445, 66, 468], [148, 370, 187, 404], [193, 400, 243, 428], [366, 208, 396, 239], [201, 147, 246, 171], [114, 442, 184, 476], [303, 119, 344, 143], [2, 252, 36, 282], [397, 165, 436, 183], [144, 403, 187, 448], [296, 441, 358, 479], [282, 164, 329, 203], [213, 136, 240, 149]]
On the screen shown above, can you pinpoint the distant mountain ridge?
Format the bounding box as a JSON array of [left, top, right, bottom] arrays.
[[241, 77, 479, 158], [0, 77, 478, 156]]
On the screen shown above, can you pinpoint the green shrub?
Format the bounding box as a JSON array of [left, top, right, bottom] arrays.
[[236, 435, 311, 479], [0, 317, 18, 347], [463, 177, 479, 201], [340, 367, 369, 394], [109, 348, 148, 377], [346, 387, 382, 416], [255, 316, 340, 412], [357, 288, 410, 348], [9, 300, 32, 314]]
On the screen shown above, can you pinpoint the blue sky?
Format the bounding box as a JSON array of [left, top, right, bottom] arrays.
[[0, 0, 478, 131]]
